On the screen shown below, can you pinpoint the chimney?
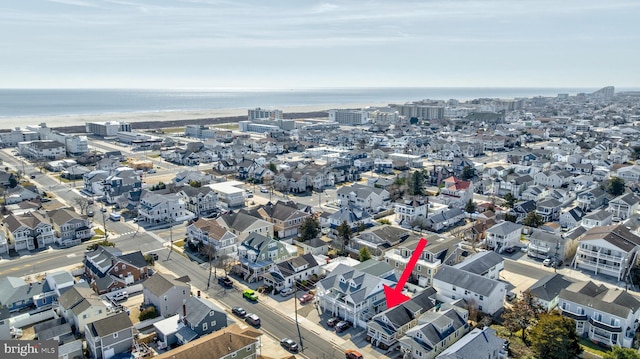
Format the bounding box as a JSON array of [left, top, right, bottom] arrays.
[[182, 303, 187, 324]]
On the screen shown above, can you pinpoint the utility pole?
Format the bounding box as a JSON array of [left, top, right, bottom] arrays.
[[294, 280, 304, 352], [206, 231, 213, 290], [166, 218, 174, 260], [102, 212, 109, 242]]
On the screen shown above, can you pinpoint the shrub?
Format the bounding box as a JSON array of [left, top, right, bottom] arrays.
[[139, 306, 159, 321]]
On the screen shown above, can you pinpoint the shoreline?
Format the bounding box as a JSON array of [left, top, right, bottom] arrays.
[[0, 102, 389, 132]]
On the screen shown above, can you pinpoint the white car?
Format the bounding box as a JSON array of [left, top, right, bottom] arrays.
[[543, 258, 553, 267], [280, 288, 295, 297], [112, 291, 128, 302]]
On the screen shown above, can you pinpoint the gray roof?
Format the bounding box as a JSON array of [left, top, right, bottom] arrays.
[[37, 322, 72, 341], [529, 229, 562, 245], [57, 285, 96, 310], [87, 312, 133, 337], [453, 251, 503, 276], [143, 273, 190, 297], [486, 221, 522, 236], [560, 281, 640, 319], [434, 266, 502, 297], [318, 263, 395, 304], [584, 209, 612, 221], [402, 307, 467, 352], [184, 296, 224, 326], [369, 288, 437, 335], [436, 327, 505, 359], [353, 259, 395, 278], [528, 274, 574, 302], [0, 277, 50, 307]]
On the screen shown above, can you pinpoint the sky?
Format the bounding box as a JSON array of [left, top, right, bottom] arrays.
[[1, 0, 639, 89]]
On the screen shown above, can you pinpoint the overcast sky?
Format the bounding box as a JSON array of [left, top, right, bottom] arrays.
[[2, 0, 639, 89]]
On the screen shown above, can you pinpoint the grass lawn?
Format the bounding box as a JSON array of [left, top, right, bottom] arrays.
[[160, 127, 185, 133], [212, 123, 238, 130], [579, 339, 612, 358], [94, 228, 105, 235], [173, 239, 185, 248]]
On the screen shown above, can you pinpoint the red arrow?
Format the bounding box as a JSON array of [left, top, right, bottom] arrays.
[[383, 237, 428, 308]]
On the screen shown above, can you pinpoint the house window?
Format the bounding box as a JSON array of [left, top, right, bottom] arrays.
[[211, 320, 216, 327], [164, 296, 168, 302], [203, 323, 208, 331], [113, 332, 118, 339], [452, 286, 456, 292], [479, 305, 483, 311], [479, 295, 484, 301]]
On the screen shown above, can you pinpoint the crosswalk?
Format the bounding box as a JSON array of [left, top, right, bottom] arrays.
[[109, 231, 137, 239]]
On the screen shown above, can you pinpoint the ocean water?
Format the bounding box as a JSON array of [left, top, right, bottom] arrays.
[[0, 87, 603, 118]]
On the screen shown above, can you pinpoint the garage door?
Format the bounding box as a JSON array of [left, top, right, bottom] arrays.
[[104, 348, 114, 359]]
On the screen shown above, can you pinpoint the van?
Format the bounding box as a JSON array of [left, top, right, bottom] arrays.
[[110, 213, 121, 221], [245, 313, 261, 327]]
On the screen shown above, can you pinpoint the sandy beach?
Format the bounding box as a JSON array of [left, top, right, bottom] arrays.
[[0, 102, 390, 130]]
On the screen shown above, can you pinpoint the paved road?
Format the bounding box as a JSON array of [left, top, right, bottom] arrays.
[[157, 251, 345, 359]]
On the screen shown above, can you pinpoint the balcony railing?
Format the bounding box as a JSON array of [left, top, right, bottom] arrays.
[[577, 248, 624, 262]]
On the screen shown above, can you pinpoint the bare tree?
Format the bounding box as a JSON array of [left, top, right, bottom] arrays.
[[73, 196, 90, 215], [214, 254, 234, 276]]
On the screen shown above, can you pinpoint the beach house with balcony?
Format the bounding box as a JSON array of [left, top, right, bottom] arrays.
[[485, 221, 523, 253], [559, 281, 640, 348], [572, 225, 640, 281]]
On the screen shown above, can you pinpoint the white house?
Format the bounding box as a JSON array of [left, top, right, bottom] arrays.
[[186, 218, 237, 257], [138, 192, 195, 225], [485, 221, 523, 253], [559, 281, 640, 348], [432, 265, 506, 315], [607, 193, 639, 221]]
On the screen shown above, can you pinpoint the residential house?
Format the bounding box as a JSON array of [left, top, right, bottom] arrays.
[[582, 210, 613, 229], [615, 165, 640, 183], [142, 273, 191, 318], [559, 207, 584, 230], [398, 304, 470, 359], [295, 237, 329, 256], [138, 192, 195, 225], [33, 318, 73, 343], [18, 140, 66, 160], [437, 176, 473, 208], [263, 253, 320, 291], [252, 200, 311, 240], [180, 296, 228, 341], [485, 221, 523, 253], [186, 218, 238, 257], [83, 170, 109, 196], [520, 185, 549, 202], [0, 231, 8, 254], [367, 288, 437, 350], [436, 326, 507, 359], [510, 200, 537, 223], [325, 205, 374, 240], [85, 312, 134, 359], [317, 262, 397, 329], [394, 197, 429, 226], [527, 274, 574, 311], [572, 225, 640, 281], [337, 183, 390, 213], [83, 246, 149, 294], [102, 168, 142, 204], [177, 186, 219, 218], [174, 170, 214, 187], [534, 170, 573, 188], [4, 211, 55, 251], [535, 198, 562, 222], [453, 251, 504, 280], [4, 185, 40, 204], [349, 225, 414, 258], [577, 187, 608, 212], [384, 234, 462, 287], [236, 233, 293, 282], [527, 229, 571, 262], [426, 208, 465, 232], [433, 265, 507, 315], [559, 281, 640, 348], [153, 323, 261, 359], [56, 284, 110, 334], [607, 192, 639, 221], [47, 207, 93, 248], [0, 276, 55, 312]]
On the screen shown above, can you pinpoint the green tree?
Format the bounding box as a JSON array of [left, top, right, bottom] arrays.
[[464, 199, 476, 214], [409, 117, 419, 125], [529, 312, 582, 359], [359, 247, 372, 262], [189, 180, 202, 187], [461, 166, 475, 181], [523, 211, 544, 228], [268, 162, 278, 173], [8, 175, 18, 188], [336, 220, 352, 255], [503, 192, 517, 208], [504, 213, 517, 223], [603, 347, 640, 359], [408, 170, 425, 196], [298, 217, 320, 242], [502, 290, 545, 343], [606, 176, 626, 196]]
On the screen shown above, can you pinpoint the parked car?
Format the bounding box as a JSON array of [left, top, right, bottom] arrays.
[[87, 210, 94, 217], [299, 293, 314, 304], [345, 349, 363, 359], [552, 259, 564, 268], [245, 313, 261, 327], [259, 186, 268, 193], [543, 258, 553, 267], [112, 291, 128, 302], [280, 288, 295, 297], [506, 291, 517, 302], [335, 320, 351, 333], [232, 307, 247, 318], [218, 276, 233, 288], [504, 247, 516, 254], [243, 289, 258, 301], [280, 338, 299, 352], [327, 317, 341, 327]]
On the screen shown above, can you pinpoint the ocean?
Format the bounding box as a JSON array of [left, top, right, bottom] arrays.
[[0, 87, 605, 118]]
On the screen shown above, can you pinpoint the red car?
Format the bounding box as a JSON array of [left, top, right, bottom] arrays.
[[299, 293, 314, 304]]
